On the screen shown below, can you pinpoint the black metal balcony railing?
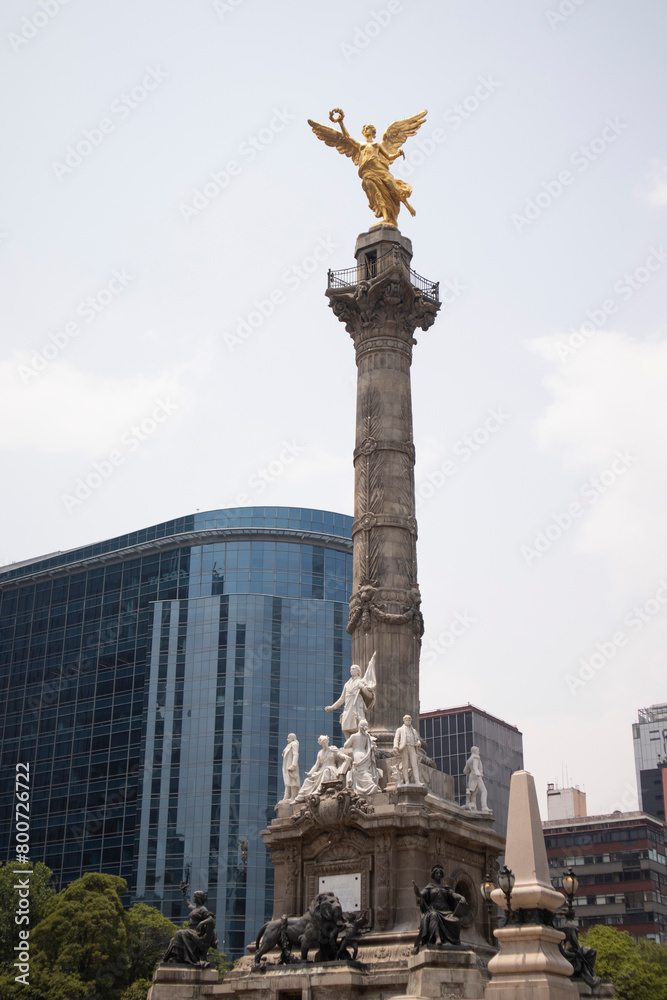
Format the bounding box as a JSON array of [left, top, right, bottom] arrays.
[[327, 248, 439, 303]]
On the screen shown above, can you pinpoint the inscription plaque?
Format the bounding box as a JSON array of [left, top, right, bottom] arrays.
[[319, 872, 361, 911]]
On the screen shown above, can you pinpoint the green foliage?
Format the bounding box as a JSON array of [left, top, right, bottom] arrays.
[[0, 860, 55, 964], [207, 946, 232, 977], [0, 870, 226, 999], [117, 977, 153, 1000], [32, 872, 130, 990], [124, 902, 177, 981], [581, 925, 667, 1000]]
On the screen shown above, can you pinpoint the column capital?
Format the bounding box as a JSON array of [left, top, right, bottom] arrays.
[[326, 264, 440, 351]]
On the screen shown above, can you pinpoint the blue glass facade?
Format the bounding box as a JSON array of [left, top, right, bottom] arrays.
[[0, 507, 352, 957]]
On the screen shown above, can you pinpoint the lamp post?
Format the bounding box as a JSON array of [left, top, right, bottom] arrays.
[[497, 865, 515, 925], [480, 873, 496, 938], [480, 874, 495, 903], [562, 866, 579, 921]]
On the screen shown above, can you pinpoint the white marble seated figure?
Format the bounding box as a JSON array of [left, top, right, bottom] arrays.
[[464, 745, 491, 812], [281, 733, 300, 801], [341, 718, 380, 797], [325, 652, 376, 738], [393, 714, 424, 786], [294, 735, 347, 802]]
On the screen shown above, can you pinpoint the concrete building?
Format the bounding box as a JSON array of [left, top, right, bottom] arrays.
[[0, 506, 352, 958], [419, 704, 524, 838], [633, 703, 667, 821], [544, 807, 667, 943], [546, 783, 587, 821]]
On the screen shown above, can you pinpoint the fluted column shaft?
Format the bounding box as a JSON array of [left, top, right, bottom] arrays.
[[326, 227, 439, 743]]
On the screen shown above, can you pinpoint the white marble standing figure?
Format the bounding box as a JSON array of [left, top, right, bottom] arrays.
[[325, 651, 377, 738], [393, 714, 424, 786], [464, 746, 490, 812], [281, 733, 300, 801], [294, 735, 346, 802], [342, 719, 380, 797]]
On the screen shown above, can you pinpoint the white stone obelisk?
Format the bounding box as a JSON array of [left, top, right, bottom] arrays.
[[485, 770, 579, 1000]]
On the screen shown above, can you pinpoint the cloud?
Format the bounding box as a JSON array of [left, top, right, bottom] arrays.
[[1, 359, 191, 456], [641, 158, 667, 208], [527, 331, 667, 591]]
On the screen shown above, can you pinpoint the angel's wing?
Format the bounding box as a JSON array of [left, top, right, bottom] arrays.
[[363, 651, 377, 688], [307, 119, 361, 164], [381, 111, 428, 158]]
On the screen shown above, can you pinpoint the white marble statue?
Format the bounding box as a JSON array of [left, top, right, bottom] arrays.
[[281, 733, 300, 801], [341, 719, 380, 797], [464, 746, 491, 812], [325, 651, 377, 738], [393, 714, 424, 786], [293, 735, 347, 802]]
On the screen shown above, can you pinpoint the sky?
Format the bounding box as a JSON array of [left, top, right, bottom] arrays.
[[2, 0, 666, 818]]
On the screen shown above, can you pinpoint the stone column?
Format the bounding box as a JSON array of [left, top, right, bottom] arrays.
[[326, 226, 440, 744]]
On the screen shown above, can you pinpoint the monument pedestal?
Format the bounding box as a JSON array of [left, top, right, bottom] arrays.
[[484, 926, 579, 999], [402, 948, 485, 999], [147, 964, 218, 999], [259, 780, 502, 993]]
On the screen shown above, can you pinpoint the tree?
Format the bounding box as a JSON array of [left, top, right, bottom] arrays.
[[0, 860, 55, 964], [31, 872, 130, 998], [118, 978, 153, 1000], [581, 925, 667, 1000], [0, 870, 228, 999], [124, 902, 177, 982]]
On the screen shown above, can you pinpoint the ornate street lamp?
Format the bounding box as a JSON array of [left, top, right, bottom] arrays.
[[562, 867, 579, 919], [480, 874, 495, 902], [497, 865, 515, 925]]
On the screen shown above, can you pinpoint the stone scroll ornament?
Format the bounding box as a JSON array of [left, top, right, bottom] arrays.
[[307, 108, 427, 227], [162, 881, 218, 967]]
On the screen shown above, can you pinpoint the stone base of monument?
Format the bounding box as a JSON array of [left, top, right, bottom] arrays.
[[147, 963, 218, 999], [215, 950, 487, 1000], [217, 931, 495, 1000], [484, 925, 581, 999], [399, 947, 485, 999]]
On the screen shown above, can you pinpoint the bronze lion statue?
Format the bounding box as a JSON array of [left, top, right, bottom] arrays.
[[254, 892, 345, 965]]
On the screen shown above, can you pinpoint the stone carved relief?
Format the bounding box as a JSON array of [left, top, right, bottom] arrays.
[[306, 827, 370, 862], [327, 266, 440, 341], [375, 831, 392, 930], [347, 585, 424, 637], [449, 847, 483, 869], [284, 845, 299, 915], [396, 834, 429, 853], [291, 784, 373, 829], [485, 854, 500, 880], [356, 388, 383, 591]]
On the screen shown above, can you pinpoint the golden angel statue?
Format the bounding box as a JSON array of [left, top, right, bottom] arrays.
[[307, 109, 427, 228]]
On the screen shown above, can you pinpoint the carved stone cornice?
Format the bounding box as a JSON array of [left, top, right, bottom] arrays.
[[326, 265, 440, 345]]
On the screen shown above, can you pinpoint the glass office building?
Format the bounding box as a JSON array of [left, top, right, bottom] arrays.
[[0, 507, 352, 957], [633, 704, 667, 821]]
